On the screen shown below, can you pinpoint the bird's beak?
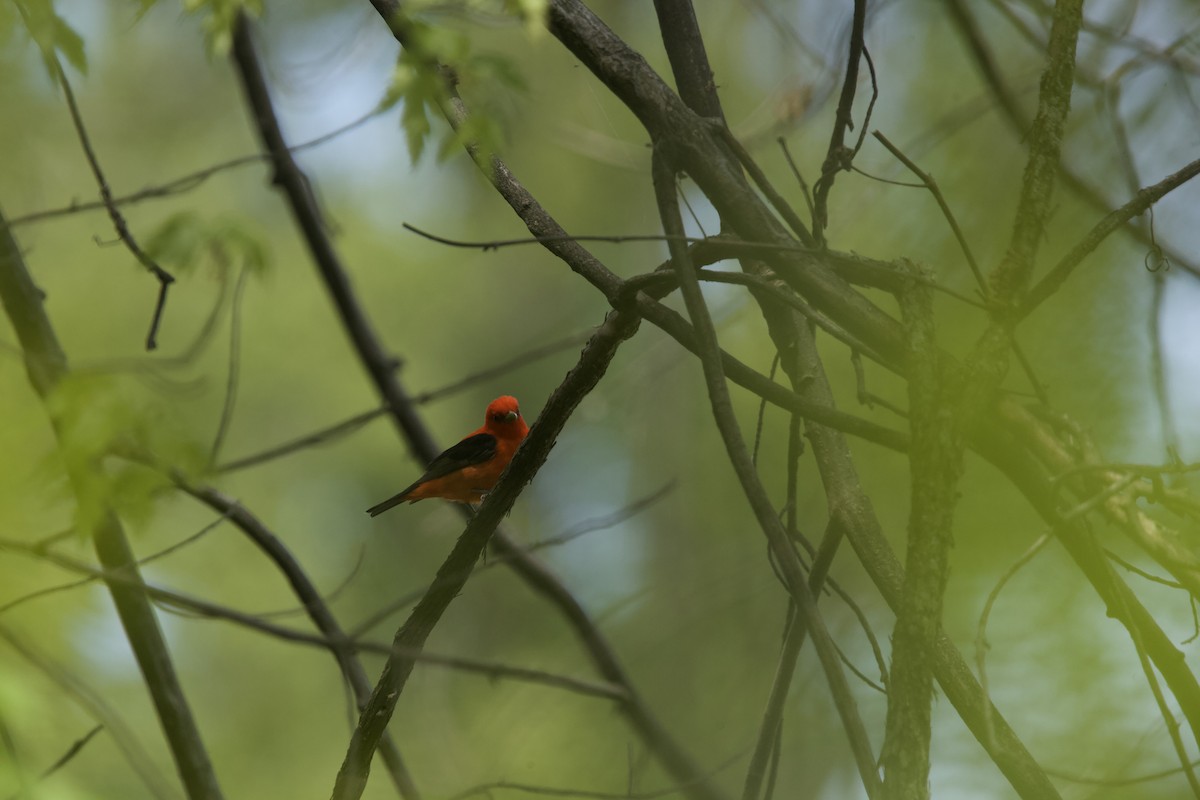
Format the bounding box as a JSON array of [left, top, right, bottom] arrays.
[[503, 411, 519, 422]]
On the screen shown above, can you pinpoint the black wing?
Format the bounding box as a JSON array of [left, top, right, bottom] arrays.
[[415, 432, 498, 484], [366, 432, 497, 516]]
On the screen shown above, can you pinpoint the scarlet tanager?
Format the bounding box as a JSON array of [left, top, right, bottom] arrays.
[[366, 395, 529, 516]]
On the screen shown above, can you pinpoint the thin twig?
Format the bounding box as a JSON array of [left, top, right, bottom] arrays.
[[215, 328, 593, 474], [0, 511, 230, 617], [751, 356, 780, 469], [409, 222, 986, 311], [0, 535, 628, 702], [54, 64, 175, 350], [811, 0, 868, 240], [1105, 550, 1185, 591], [209, 266, 249, 464], [1019, 156, 1200, 318], [871, 130, 986, 291], [402, 222, 816, 257], [0, 724, 106, 800], [35, 725, 104, 781], [3, 108, 386, 231], [713, 126, 815, 247], [352, 483, 676, 638], [975, 533, 1052, 750], [776, 138, 816, 228]]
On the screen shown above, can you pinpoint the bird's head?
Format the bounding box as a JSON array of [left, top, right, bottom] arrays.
[[486, 395, 525, 430]]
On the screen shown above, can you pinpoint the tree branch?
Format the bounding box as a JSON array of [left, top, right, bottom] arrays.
[[987, 0, 1084, 308], [52, 62, 175, 350], [652, 150, 882, 799], [1019, 156, 1200, 318], [330, 308, 642, 800], [176, 480, 418, 800], [880, 280, 966, 800], [812, 0, 869, 239], [0, 206, 223, 800]]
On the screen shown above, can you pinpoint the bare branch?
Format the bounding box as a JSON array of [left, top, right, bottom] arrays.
[[812, 0, 869, 240], [881, 276, 966, 800], [871, 130, 986, 291], [3, 108, 384, 231], [987, 0, 1084, 307], [53, 64, 175, 350], [175, 480, 417, 799], [1019, 156, 1200, 318], [652, 149, 881, 798]]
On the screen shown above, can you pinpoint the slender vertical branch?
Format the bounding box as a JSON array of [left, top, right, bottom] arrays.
[[811, 0, 868, 240], [0, 207, 223, 800], [228, 19, 423, 799], [881, 281, 965, 800], [987, 0, 1085, 308]]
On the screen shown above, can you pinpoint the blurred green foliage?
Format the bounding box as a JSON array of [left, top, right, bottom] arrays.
[[2, 1, 1199, 799]]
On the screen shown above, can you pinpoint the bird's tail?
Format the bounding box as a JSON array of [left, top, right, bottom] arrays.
[[366, 492, 411, 517]]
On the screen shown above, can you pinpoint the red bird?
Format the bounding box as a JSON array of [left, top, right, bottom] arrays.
[[366, 396, 529, 516]]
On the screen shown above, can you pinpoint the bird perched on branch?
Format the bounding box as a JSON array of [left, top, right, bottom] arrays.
[[366, 395, 529, 516]]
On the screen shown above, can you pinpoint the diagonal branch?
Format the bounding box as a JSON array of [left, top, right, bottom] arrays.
[[176, 480, 418, 800], [1018, 156, 1200, 318], [330, 308, 642, 800], [229, 16, 436, 458]]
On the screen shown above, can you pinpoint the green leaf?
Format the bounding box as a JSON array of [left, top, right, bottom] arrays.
[[402, 93, 433, 163], [145, 212, 208, 273], [145, 212, 271, 277], [437, 111, 502, 163], [212, 220, 270, 276], [182, 0, 263, 57], [51, 12, 85, 72], [13, 0, 88, 76], [468, 53, 527, 92], [505, 0, 548, 36], [46, 374, 208, 535]]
